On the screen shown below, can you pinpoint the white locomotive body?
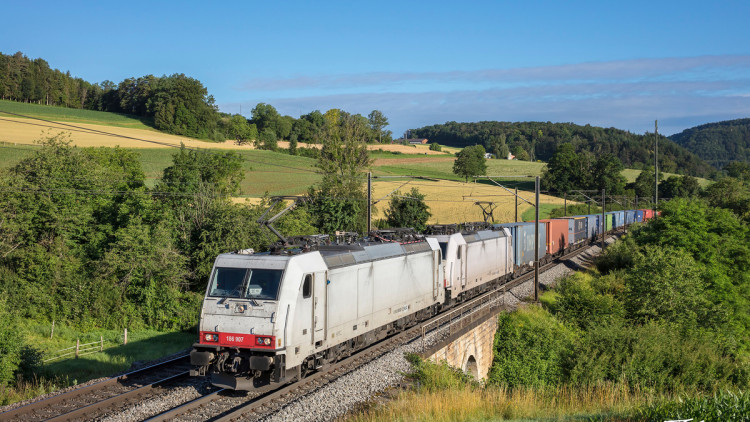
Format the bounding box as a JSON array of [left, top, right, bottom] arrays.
[[429, 228, 513, 303], [190, 238, 444, 390]]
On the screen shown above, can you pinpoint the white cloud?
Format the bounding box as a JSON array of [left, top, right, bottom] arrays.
[[223, 55, 750, 136]]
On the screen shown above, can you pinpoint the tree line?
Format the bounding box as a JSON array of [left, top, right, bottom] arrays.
[[669, 118, 750, 169], [412, 120, 714, 178], [0, 51, 394, 146]]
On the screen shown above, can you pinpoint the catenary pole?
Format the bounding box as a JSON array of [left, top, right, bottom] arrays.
[[515, 187, 518, 222], [655, 121, 659, 207], [601, 189, 606, 250], [534, 176, 540, 302], [367, 172, 372, 233]]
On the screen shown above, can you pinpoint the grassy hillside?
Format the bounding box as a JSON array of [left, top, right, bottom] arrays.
[[0, 99, 154, 129]]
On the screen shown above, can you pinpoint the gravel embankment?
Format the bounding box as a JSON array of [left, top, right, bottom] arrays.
[[259, 239, 617, 422]]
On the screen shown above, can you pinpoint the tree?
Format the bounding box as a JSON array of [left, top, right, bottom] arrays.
[[308, 110, 373, 233], [659, 175, 701, 199], [257, 128, 278, 151], [633, 166, 656, 199], [226, 114, 257, 145], [512, 146, 530, 161], [591, 154, 626, 194], [542, 143, 586, 194], [385, 188, 431, 232], [251, 103, 283, 139], [368, 110, 389, 143], [429, 143, 442, 152], [453, 145, 487, 182], [725, 161, 750, 180]]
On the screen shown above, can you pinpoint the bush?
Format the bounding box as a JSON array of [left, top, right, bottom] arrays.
[[624, 245, 708, 326], [570, 321, 746, 391], [488, 306, 576, 388], [553, 273, 625, 329], [637, 390, 750, 422], [594, 236, 638, 274], [404, 354, 478, 392], [429, 143, 442, 152]]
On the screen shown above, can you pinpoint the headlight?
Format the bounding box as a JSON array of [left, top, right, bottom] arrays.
[[257, 337, 264, 345], [204, 333, 218, 342], [264, 338, 271, 345], [205, 334, 212, 341]]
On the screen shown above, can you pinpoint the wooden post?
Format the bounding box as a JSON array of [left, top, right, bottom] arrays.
[[124, 328, 128, 345], [50, 320, 55, 339], [100, 335, 104, 352], [564, 193, 567, 216], [75, 338, 80, 358]]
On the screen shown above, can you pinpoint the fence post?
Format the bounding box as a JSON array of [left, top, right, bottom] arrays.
[[75, 339, 80, 358], [124, 328, 128, 345], [100, 335, 104, 352], [50, 320, 55, 339]]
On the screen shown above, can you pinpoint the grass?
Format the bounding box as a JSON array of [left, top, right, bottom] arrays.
[[0, 99, 155, 130], [621, 168, 712, 187], [0, 321, 196, 405], [348, 357, 750, 422], [349, 384, 650, 421]]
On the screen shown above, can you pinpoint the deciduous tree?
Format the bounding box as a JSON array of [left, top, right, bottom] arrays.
[[453, 145, 487, 182]]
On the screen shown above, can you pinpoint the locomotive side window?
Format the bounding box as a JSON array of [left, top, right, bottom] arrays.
[[302, 274, 312, 298], [208, 267, 284, 300], [438, 242, 448, 259]]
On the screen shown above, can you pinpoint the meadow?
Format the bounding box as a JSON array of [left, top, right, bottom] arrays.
[[0, 321, 194, 405], [0, 99, 155, 129], [0, 101, 709, 225]]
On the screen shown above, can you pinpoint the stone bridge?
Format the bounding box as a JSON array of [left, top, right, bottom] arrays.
[[420, 308, 500, 380]]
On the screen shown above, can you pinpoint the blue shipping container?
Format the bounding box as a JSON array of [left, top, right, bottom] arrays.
[[583, 214, 600, 240], [635, 210, 644, 222], [625, 210, 636, 225], [494, 222, 547, 267]]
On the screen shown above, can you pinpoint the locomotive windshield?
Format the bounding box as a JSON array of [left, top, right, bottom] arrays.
[[208, 267, 283, 300]]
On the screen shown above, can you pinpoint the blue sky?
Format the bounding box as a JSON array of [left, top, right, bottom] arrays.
[[2, 0, 749, 136]]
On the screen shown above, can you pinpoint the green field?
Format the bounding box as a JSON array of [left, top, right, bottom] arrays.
[[0, 99, 155, 130], [0, 144, 712, 198], [621, 168, 712, 187]]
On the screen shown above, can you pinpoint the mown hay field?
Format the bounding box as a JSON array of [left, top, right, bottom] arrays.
[[371, 179, 568, 225]]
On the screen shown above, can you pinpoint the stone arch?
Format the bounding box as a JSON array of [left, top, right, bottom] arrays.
[[463, 355, 478, 379]]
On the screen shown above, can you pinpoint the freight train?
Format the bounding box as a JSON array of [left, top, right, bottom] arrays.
[[189, 209, 655, 390]]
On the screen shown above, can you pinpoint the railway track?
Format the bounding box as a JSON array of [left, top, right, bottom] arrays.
[[142, 237, 608, 422], [0, 355, 191, 422], [2, 236, 612, 422]]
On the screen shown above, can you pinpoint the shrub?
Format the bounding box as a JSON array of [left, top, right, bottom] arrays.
[[553, 273, 625, 329], [637, 390, 750, 422], [404, 354, 478, 392], [488, 306, 576, 388]]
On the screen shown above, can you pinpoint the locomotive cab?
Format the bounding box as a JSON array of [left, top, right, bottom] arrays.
[[190, 253, 290, 390]]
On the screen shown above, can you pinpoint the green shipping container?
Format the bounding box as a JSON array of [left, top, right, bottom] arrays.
[[605, 214, 613, 231]]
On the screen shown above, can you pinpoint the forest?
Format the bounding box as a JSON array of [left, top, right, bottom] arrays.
[[669, 118, 750, 169], [412, 121, 714, 178]]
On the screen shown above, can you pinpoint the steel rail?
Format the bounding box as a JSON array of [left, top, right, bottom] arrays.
[[201, 237, 610, 422], [0, 354, 189, 421], [46, 371, 190, 422]]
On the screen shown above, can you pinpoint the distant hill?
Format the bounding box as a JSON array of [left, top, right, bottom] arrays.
[[668, 118, 750, 169], [411, 121, 714, 177]]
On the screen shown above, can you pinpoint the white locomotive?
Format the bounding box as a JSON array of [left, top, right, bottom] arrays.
[[190, 237, 446, 389]]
